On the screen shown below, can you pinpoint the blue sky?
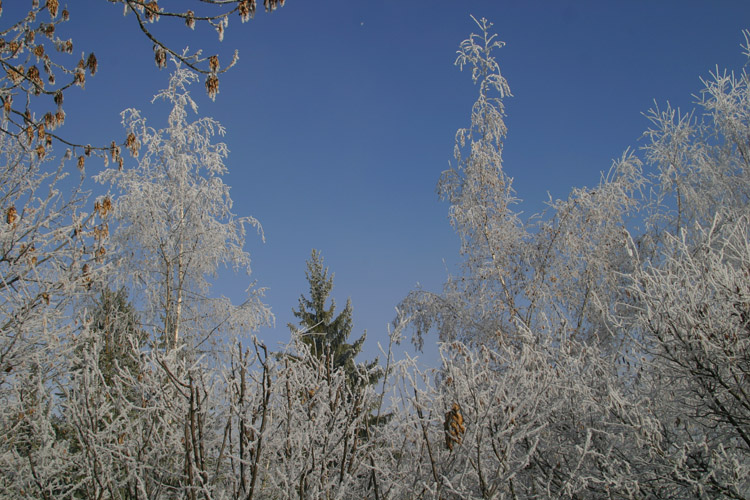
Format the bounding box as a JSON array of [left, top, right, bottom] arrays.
[[9, 1, 750, 365]]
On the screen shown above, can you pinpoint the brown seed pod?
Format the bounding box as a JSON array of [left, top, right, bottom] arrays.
[[86, 52, 97, 75], [239, 0, 255, 22], [264, 0, 285, 11], [145, 1, 160, 22], [7, 65, 23, 84], [94, 198, 112, 218], [444, 403, 466, 451], [26, 245, 37, 266], [125, 132, 140, 157], [6, 205, 17, 224], [205, 74, 219, 101], [41, 23, 55, 38], [110, 141, 120, 162], [47, 0, 59, 18], [154, 46, 167, 69], [81, 263, 92, 288], [27, 65, 42, 86]]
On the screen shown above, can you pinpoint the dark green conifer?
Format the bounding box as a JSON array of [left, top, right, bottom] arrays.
[[289, 249, 380, 392], [90, 287, 146, 386]]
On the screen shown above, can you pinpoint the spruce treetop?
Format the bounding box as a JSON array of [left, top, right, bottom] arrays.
[[289, 249, 377, 390]]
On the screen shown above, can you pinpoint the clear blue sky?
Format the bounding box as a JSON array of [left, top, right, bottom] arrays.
[[9, 1, 750, 365]]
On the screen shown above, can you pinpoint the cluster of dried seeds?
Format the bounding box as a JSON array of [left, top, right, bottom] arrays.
[[94, 197, 112, 218], [444, 403, 466, 451], [6, 206, 17, 225]]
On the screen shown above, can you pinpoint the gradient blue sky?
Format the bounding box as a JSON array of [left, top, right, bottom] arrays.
[[10, 1, 750, 364]]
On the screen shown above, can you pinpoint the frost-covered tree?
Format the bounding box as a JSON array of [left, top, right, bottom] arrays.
[[0, 117, 109, 498], [397, 17, 750, 500], [620, 50, 750, 497], [97, 63, 271, 351], [225, 334, 384, 499], [362, 337, 662, 499], [623, 216, 750, 498], [74, 64, 274, 497], [400, 17, 641, 352]]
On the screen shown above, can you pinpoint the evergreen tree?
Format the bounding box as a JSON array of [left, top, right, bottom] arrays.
[[88, 287, 146, 386], [289, 249, 379, 391]]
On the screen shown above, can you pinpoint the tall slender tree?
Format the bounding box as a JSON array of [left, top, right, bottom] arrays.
[[96, 63, 271, 352]]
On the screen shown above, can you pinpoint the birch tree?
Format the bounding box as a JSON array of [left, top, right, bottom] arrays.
[[399, 17, 643, 352], [96, 63, 270, 351]]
